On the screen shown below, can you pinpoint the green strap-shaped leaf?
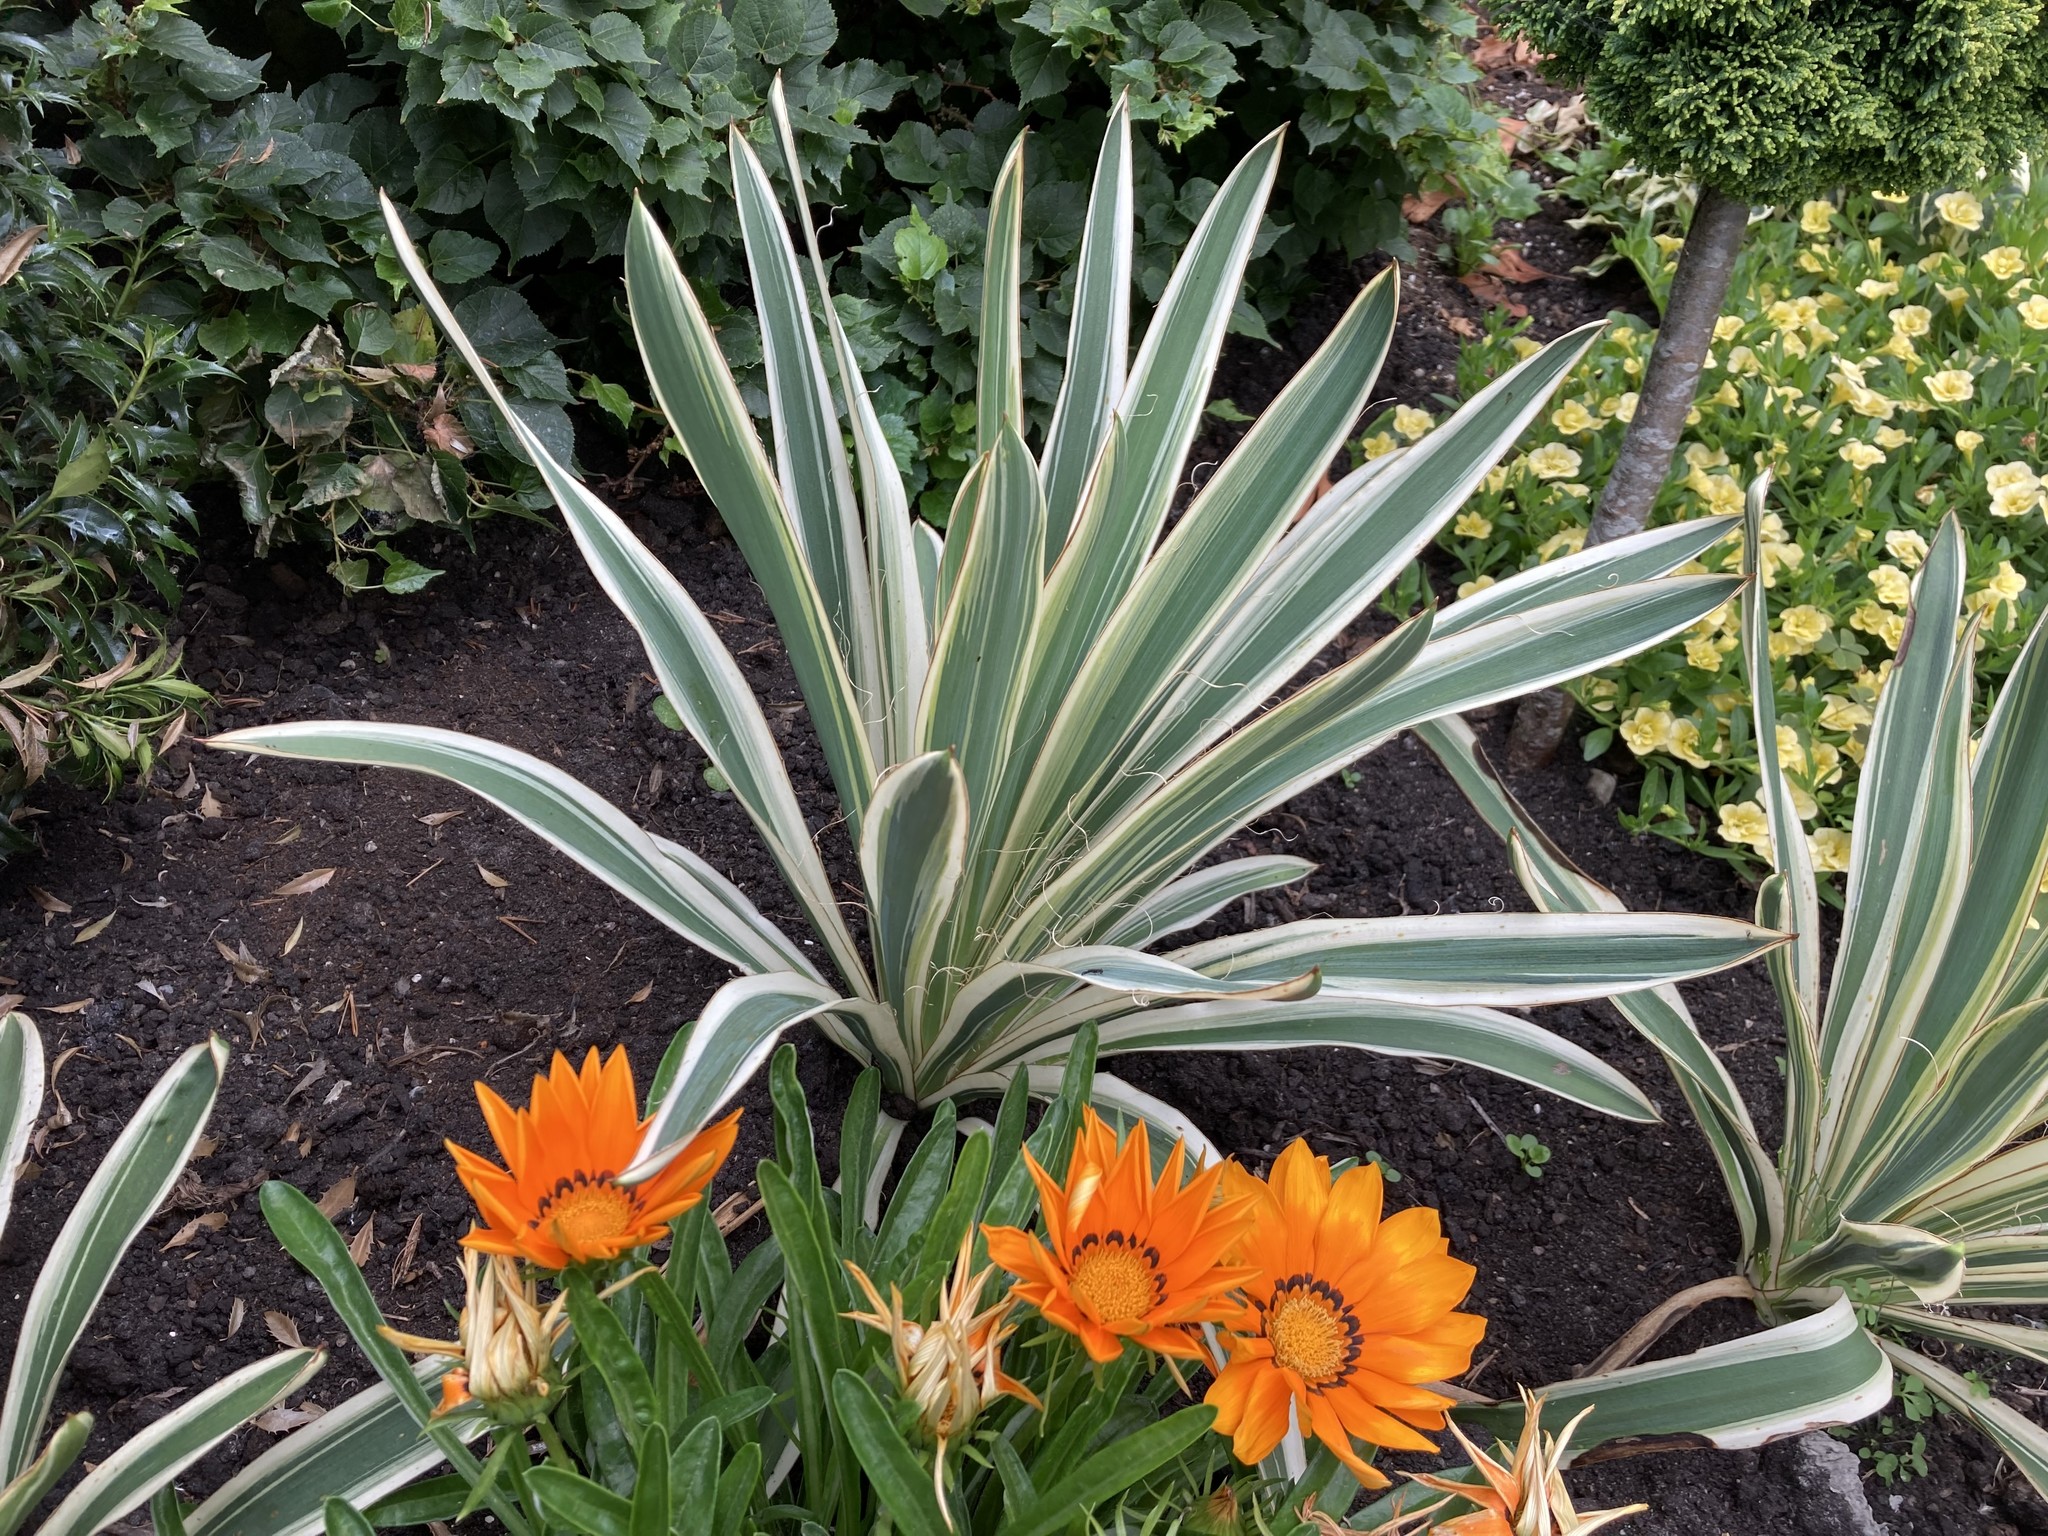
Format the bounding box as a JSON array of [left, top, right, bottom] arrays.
[[997, 1406, 1216, 1536], [1039, 95, 1131, 559], [1457, 1299, 1890, 1458], [765, 79, 928, 760], [1955, 1233, 2048, 1303], [728, 127, 879, 722], [39, 1350, 323, 1536], [0, 1413, 89, 1536], [320, 1497, 376, 1536], [372, 193, 870, 991], [210, 724, 814, 981], [527, 1467, 631, 1536], [183, 1363, 471, 1536], [1435, 514, 1740, 638], [976, 129, 1028, 458], [1, 1037, 225, 1482], [623, 196, 880, 834], [829, 1372, 953, 1536], [861, 752, 968, 1051], [0, 1015, 42, 1243], [1097, 856, 1314, 949], [1900, 1135, 2048, 1236], [627, 973, 846, 1181], [1774, 1218, 1964, 1303]]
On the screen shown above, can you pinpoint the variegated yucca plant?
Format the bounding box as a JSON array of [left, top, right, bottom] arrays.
[[1428, 485, 2048, 1494], [0, 1014, 322, 1536], [210, 86, 1781, 1164]]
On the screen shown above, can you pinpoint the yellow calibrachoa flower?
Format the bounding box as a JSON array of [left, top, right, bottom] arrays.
[[1875, 425, 1910, 450], [1606, 391, 1640, 421], [1856, 278, 1898, 300], [1809, 828, 1853, 873], [1206, 1142, 1484, 1488], [1935, 190, 1985, 230], [1453, 511, 1492, 540], [1524, 442, 1582, 480], [1456, 576, 1495, 599], [985, 1109, 1259, 1364], [1361, 432, 1399, 460], [1926, 369, 1975, 404], [1888, 304, 1932, 338], [1798, 200, 1834, 235], [1987, 461, 2043, 518], [1536, 526, 1586, 561], [2020, 293, 2048, 330], [1812, 741, 1843, 784], [1774, 724, 1809, 774], [1968, 559, 2029, 615], [1885, 529, 1930, 567], [1983, 245, 2029, 281], [1713, 314, 1744, 342], [448, 1047, 739, 1269], [1717, 800, 1772, 856], [1838, 441, 1885, 471], [1684, 635, 1725, 672], [1619, 706, 1674, 755], [1510, 336, 1543, 360], [1777, 606, 1831, 655], [1819, 693, 1875, 732], [1956, 429, 1984, 459], [1868, 563, 1913, 608], [1668, 718, 1712, 768], [1549, 399, 1596, 435], [1392, 405, 1435, 441]]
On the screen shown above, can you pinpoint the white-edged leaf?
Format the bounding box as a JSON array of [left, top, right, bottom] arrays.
[[1097, 856, 1315, 949], [0, 1014, 44, 1243], [975, 128, 1028, 457], [862, 752, 968, 1050], [1879, 1340, 2048, 1498]]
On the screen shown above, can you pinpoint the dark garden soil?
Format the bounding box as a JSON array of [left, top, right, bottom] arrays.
[[5, 119, 2045, 1536]]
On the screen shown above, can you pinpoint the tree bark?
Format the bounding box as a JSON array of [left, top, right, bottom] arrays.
[[1587, 183, 1753, 545], [1504, 184, 1753, 769]]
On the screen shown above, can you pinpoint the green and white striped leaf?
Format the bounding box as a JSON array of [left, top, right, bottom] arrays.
[[1067, 996, 1658, 1122], [1774, 1218, 1964, 1303], [1458, 1299, 1890, 1458], [1881, 1341, 2048, 1499], [209, 723, 815, 982], [0, 1413, 88, 1536], [0, 1014, 42, 1242], [728, 126, 878, 719], [1168, 911, 1785, 1006], [627, 973, 846, 1181], [1882, 1307, 2048, 1369], [1956, 1234, 2048, 1304], [862, 752, 968, 1050], [1435, 514, 1740, 638], [184, 1364, 470, 1536], [975, 129, 1028, 457], [39, 1350, 322, 1536], [1, 1037, 225, 1482], [622, 197, 878, 832], [1040, 95, 1131, 557], [369, 193, 868, 986], [1097, 856, 1315, 949]]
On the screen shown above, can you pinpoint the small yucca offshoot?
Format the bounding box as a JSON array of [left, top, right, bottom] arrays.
[[209, 84, 1780, 1160]]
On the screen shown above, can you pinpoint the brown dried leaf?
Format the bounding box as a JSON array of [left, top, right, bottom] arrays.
[[161, 1211, 227, 1251], [28, 887, 70, 916], [72, 912, 113, 945], [476, 863, 508, 890], [422, 412, 474, 457], [0, 224, 44, 285], [270, 868, 337, 898], [1401, 188, 1452, 223], [251, 1403, 327, 1434], [627, 982, 654, 1005], [392, 1212, 425, 1288], [42, 998, 93, 1015], [264, 1310, 303, 1348], [283, 918, 305, 956], [1459, 270, 1528, 317], [315, 1174, 357, 1219], [416, 810, 465, 843], [1483, 245, 1552, 284], [226, 1296, 246, 1338], [215, 938, 272, 985], [348, 1213, 376, 1267], [199, 786, 224, 820]]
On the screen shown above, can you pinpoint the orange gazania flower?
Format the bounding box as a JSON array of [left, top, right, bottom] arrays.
[[1205, 1139, 1484, 1489], [982, 1108, 1260, 1363], [448, 1046, 738, 1269]]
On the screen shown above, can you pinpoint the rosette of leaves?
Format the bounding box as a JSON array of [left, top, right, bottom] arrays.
[[27, 0, 576, 591]]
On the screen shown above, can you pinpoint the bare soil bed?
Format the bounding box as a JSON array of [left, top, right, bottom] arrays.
[[4, 192, 2044, 1536]]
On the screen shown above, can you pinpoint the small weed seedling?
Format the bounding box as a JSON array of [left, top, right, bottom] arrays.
[[1504, 1133, 1551, 1179]]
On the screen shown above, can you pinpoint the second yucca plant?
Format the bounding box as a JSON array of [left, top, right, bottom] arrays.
[[210, 85, 1779, 1163]]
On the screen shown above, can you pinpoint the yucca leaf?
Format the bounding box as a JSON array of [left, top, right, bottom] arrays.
[[1773, 1218, 1964, 1303], [728, 125, 879, 721], [975, 129, 1028, 459], [861, 752, 968, 1051], [0, 1413, 89, 1536], [1040, 95, 1132, 557], [1900, 1136, 2048, 1235], [1, 1037, 225, 1482], [1097, 856, 1316, 949], [1433, 513, 1739, 637], [1955, 1233, 2048, 1303], [182, 1364, 470, 1536], [0, 1014, 42, 1243], [1883, 1306, 2048, 1368], [208, 723, 815, 980], [622, 197, 879, 832], [1880, 1342, 2048, 1498], [38, 1350, 323, 1536]]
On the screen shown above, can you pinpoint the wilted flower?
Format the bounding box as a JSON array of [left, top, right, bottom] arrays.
[[382, 1250, 568, 1424], [1404, 1391, 1647, 1536], [1206, 1142, 1484, 1489], [448, 1047, 739, 1269], [1934, 190, 1985, 230], [1925, 369, 1975, 404]]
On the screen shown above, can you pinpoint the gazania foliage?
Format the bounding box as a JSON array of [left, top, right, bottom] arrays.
[[210, 85, 1782, 1156], [1431, 487, 2048, 1495]]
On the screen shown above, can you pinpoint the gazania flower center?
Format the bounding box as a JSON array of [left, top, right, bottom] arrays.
[[1266, 1278, 1360, 1386], [1068, 1232, 1164, 1324], [534, 1172, 640, 1253]]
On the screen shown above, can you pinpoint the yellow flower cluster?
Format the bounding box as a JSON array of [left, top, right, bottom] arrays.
[[1403, 176, 2048, 861]]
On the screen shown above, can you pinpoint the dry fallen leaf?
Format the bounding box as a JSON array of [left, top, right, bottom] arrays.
[[264, 1310, 303, 1348], [271, 824, 303, 846], [628, 982, 654, 1005], [392, 1212, 425, 1288], [194, 1135, 220, 1158], [215, 937, 272, 985], [270, 868, 337, 898], [226, 1296, 246, 1338], [251, 1403, 327, 1434], [72, 913, 113, 945], [417, 810, 465, 842], [28, 887, 70, 917], [348, 1214, 376, 1267], [161, 1211, 228, 1251], [42, 998, 93, 1015], [1460, 270, 1528, 317], [199, 786, 224, 820], [315, 1174, 357, 1219], [283, 918, 304, 956], [0, 995, 23, 1017], [1482, 244, 1552, 284], [476, 863, 508, 890], [1401, 188, 1453, 223]]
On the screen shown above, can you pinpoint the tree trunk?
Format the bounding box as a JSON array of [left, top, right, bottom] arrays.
[[1503, 184, 1753, 770]]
